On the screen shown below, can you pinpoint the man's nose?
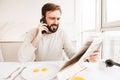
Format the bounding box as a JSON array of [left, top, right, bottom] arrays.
[[54, 19, 58, 24]]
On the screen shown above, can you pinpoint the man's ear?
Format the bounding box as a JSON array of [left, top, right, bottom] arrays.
[[41, 15, 44, 19], [40, 15, 45, 22]]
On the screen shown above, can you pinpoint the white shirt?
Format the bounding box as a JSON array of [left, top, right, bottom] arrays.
[[18, 28, 76, 62]]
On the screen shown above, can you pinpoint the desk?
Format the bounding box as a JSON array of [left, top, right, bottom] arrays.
[[0, 61, 64, 80], [57, 62, 120, 80]]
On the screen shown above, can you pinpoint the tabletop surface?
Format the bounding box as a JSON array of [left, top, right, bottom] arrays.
[[0, 61, 120, 80], [0, 61, 65, 80], [57, 62, 120, 80]]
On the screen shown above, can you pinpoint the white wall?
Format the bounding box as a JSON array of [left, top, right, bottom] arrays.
[[0, 0, 77, 41], [0, 0, 40, 22], [0, 0, 78, 61], [0, 42, 22, 62]]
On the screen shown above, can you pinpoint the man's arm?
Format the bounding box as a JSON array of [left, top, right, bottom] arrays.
[[31, 24, 44, 47], [18, 28, 38, 62], [62, 31, 76, 59], [18, 23, 47, 62]]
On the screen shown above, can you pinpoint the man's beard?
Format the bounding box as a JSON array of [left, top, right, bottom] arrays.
[[47, 24, 59, 33]]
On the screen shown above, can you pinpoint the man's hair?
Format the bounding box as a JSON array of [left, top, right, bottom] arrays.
[[42, 3, 61, 17]]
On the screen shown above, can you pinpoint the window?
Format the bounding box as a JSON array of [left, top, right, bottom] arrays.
[[102, 0, 120, 29], [77, 0, 100, 42], [102, 0, 120, 62], [102, 31, 120, 62], [75, 0, 101, 51], [81, 0, 96, 31]]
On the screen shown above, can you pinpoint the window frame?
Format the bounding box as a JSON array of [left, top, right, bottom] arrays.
[[101, 0, 120, 31]]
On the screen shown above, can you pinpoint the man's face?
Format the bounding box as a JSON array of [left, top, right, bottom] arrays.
[[45, 10, 61, 33]]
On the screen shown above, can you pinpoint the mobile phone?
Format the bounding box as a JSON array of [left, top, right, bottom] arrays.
[[40, 17, 47, 34]]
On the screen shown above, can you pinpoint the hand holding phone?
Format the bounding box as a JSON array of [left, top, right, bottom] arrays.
[[40, 17, 54, 34], [40, 17, 48, 34], [37, 23, 48, 35]]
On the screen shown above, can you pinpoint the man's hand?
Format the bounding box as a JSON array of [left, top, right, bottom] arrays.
[[84, 51, 100, 62], [37, 23, 48, 34], [31, 23, 48, 47]]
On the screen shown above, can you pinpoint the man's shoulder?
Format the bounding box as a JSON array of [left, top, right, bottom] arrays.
[[57, 28, 66, 34], [29, 27, 37, 32], [55, 28, 69, 38], [27, 27, 37, 35]]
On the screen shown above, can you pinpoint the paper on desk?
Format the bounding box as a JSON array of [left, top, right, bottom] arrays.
[[60, 39, 93, 71], [0, 64, 21, 79], [57, 62, 88, 80], [58, 37, 102, 80], [57, 39, 92, 80], [7, 66, 26, 80], [58, 62, 120, 80], [60, 37, 102, 71], [78, 37, 102, 62]]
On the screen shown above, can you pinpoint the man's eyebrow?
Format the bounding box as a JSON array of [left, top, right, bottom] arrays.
[[49, 17, 60, 19]]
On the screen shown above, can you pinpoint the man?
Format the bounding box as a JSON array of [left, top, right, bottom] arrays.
[[18, 3, 76, 62]]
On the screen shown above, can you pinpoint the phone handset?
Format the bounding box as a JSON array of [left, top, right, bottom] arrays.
[[40, 17, 47, 34]]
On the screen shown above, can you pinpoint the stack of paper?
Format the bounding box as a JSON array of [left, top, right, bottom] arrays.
[[57, 37, 102, 80]]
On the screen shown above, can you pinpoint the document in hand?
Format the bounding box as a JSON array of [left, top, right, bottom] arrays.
[[78, 37, 102, 63], [57, 37, 102, 80]]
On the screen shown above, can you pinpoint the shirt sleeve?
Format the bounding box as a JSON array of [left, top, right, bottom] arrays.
[[62, 31, 77, 59], [18, 28, 37, 62]]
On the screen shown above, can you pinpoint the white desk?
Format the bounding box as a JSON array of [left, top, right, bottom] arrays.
[[57, 62, 120, 80], [1, 62, 120, 80], [0, 61, 64, 80]]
